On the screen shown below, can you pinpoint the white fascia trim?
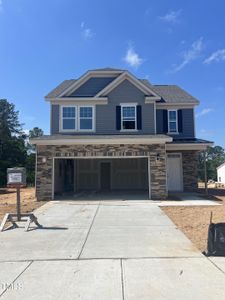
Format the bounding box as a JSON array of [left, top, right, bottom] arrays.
[[45, 97, 108, 103], [56, 71, 121, 98], [145, 97, 160, 103], [166, 143, 213, 151], [95, 71, 161, 99], [31, 137, 173, 146], [57, 71, 91, 97], [156, 103, 198, 109]]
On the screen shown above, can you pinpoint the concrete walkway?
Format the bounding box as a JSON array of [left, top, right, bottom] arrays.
[[0, 200, 225, 299]]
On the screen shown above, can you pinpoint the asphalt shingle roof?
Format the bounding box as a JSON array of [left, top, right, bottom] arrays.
[[45, 72, 199, 104], [151, 85, 199, 104], [45, 80, 76, 98]]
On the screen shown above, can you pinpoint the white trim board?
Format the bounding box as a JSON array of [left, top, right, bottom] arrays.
[[46, 97, 108, 103], [55, 70, 122, 98], [156, 103, 198, 109], [31, 136, 173, 145], [166, 143, 213, 151]]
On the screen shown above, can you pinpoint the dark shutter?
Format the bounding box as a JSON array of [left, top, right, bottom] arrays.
[[137, 105, 142, 130], [178, 109, 183, 133], [116, 106, 121, 130], [163, 110, 168, 133]]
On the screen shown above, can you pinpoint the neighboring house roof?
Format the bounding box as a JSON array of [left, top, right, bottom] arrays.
[[217, 162, 225, 170], [45, 69, 199, 105]]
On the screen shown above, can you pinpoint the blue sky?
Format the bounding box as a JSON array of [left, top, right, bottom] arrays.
[[0, 0, 225, 147]]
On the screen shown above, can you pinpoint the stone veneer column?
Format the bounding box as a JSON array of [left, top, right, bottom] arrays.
[[149, 144, 167, 199], [35, 143, 168, 201], [36, 145, 53, 200], [182, 150, 198, 191]]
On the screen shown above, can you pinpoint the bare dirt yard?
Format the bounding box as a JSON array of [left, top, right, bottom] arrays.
[[1, 186, 225, 253], [162, 188, 225, 253], [0, 187, 47, 222]]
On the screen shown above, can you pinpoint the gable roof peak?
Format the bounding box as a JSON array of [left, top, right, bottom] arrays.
[[90, 67, 126, 72]]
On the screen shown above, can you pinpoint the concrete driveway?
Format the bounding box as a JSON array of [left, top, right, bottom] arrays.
[[1, 199, 225, 299]]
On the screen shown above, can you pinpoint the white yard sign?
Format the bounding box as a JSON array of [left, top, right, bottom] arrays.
[[8, 173, 22, 184]]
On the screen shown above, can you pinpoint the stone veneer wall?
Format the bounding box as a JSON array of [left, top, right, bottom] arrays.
[[36, 144, 168, 201], [182, 150, 199, 191]]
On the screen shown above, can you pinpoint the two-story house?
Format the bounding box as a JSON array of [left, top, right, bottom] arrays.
[[31, 68, 212, 200]]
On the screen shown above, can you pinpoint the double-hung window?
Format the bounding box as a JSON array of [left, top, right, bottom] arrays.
[[61, 106, 94, 131], [121, 105, 137, 130], [62, 106, 76, 130], [79, 106, 93, 131], [168, 110, 178, 133]]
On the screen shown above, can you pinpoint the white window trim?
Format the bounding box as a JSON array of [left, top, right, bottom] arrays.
[[60, 105, 77, 132], [120, 103, 138, 132], [60, 105, 95, 132], [78, 105, 95, 132], [168, 109, 178, 134]]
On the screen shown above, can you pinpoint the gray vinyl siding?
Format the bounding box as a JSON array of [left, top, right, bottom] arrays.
[[68, 77, 116, 97], [51, 79, 156, 135], [156, 108, 195, 139], [96, 79, 155, 134], [51, 104, 60, 134]]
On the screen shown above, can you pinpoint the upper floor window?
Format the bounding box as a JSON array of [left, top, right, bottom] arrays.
[[121, 104, 137, 130], [62, 106, 76, 130], [168, 110, 178, 133], [61, 106, 94, 131], [79, 107, 93, 130]]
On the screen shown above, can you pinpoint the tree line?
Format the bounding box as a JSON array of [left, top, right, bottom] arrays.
[[0, 98, 225, 187], [0, 99, 43, 186]]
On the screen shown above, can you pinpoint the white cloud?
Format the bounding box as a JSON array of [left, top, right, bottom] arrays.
[[196, 108, 213, 118], [204, 49, 225, 64], [171, 37, 204, 73], [80, 22, 94, 40], [159, 9, 182, 24], [123, 46, 143, 68]]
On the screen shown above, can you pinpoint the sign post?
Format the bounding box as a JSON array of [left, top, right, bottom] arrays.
[[16, 187, 21, 221], [0, 168, 42, 232]]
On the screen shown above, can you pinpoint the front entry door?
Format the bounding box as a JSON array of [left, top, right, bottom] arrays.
[[167, 154, 183, 191], [100, 162, 111, 190]]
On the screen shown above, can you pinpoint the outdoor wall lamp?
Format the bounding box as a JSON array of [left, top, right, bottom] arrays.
[[42, 157, 47, 163], [156, 154, 160, 161]]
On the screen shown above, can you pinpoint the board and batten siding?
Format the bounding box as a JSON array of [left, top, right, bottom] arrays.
[[156, 108, 195, 139]]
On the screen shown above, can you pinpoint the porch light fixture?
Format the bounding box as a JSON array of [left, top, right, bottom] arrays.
[[42, 157, 47, 163], [156, 154, 160, 161]]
